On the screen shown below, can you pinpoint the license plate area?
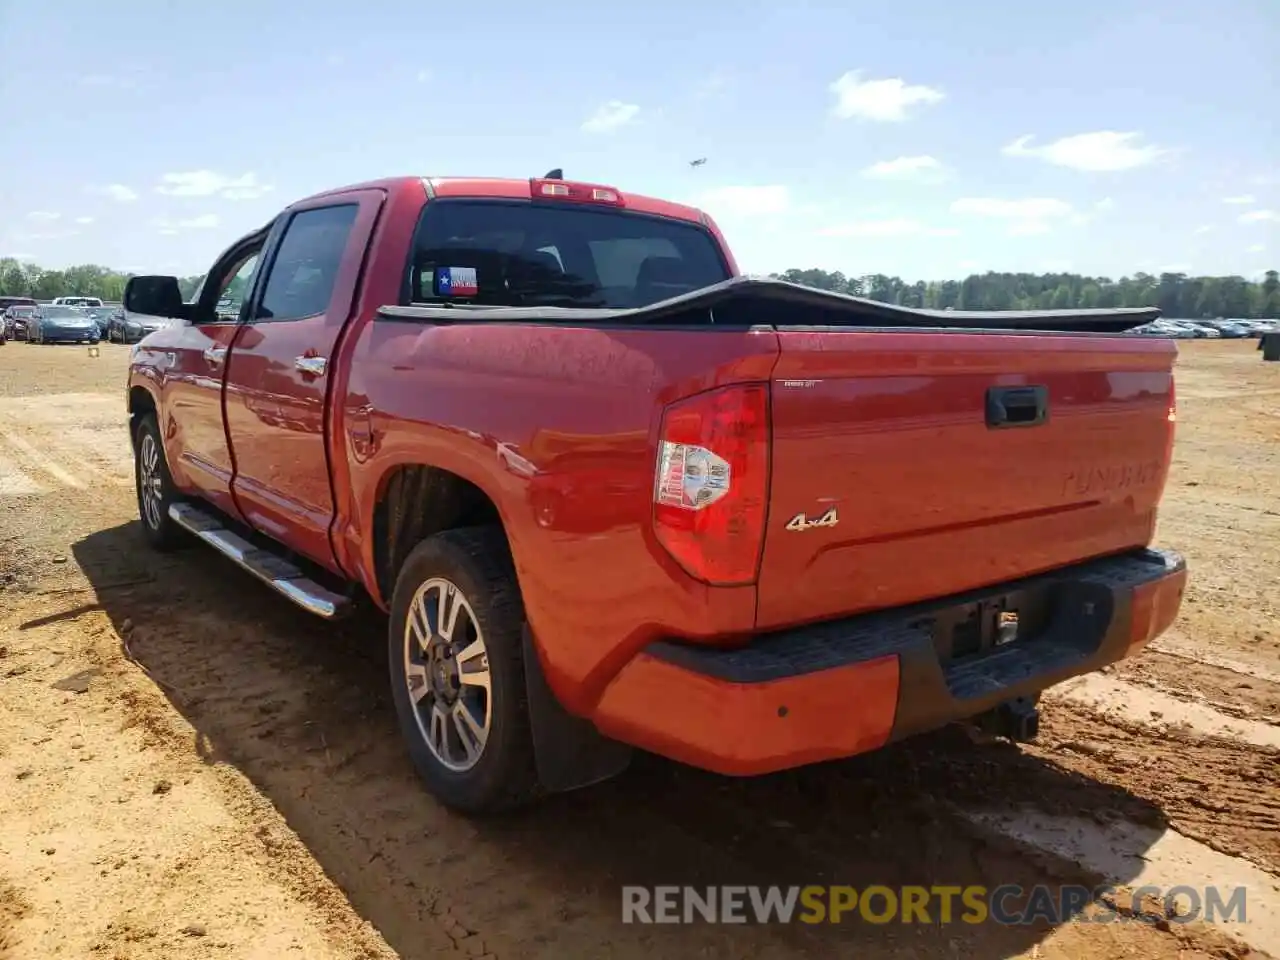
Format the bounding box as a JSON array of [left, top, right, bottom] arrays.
[[930, 584, 1051, 663]]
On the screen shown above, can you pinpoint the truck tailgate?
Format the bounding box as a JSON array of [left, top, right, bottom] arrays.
[[755, 329, 1177, 630]]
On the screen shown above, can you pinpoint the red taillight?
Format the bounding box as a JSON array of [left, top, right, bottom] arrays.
[[529, 178, 624, 206], [652, 384, 770, 586]]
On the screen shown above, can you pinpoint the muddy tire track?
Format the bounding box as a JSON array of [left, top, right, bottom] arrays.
[[1030, 699, 1280, 874]]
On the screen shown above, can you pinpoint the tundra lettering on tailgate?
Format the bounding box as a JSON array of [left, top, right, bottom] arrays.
[[1061, 460, 1163, 497]]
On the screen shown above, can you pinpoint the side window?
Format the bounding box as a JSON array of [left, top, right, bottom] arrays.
[[216, 254, 260, 319], [256, 205, 358, 322]]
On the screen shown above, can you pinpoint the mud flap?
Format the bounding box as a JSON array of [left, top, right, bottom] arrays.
[[522, 625, 632, 794]]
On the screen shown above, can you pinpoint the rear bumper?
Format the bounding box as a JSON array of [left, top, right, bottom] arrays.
[[591, 548, 1186, 776]]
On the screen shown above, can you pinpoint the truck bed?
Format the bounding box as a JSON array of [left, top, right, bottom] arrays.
[[374, 279, 1175, 634]]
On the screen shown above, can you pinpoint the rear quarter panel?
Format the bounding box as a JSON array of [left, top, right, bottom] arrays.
[[342, 321, 778, 713]]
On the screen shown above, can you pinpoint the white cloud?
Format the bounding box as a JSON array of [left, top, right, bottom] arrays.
[[1194, 224, 1214, 235], [581, 100, 640, 134], [1223, 194, 1256, 205], [1156, 263, 1192, 273], [695, 185, 790, 217], [1009, 221, 1052, 236], [829, 71, 944, 122], [951, 197, 1075, 237], [1239, 209, 1279, 224], [74, 216, 94, 225], [155, 170, 274, 200], [861, 155, 950, 182], [819, 218, 959, 238], [26, 211, 60, 223], [14, 229, 80, 242], [90, 183, 139, 202], [152, 214, 221, 235], [1247, 243, 1266, 254], [1002, 131, 1169, 172], [1067, 197, 1116, 226], [951, 198, 1074, 219]]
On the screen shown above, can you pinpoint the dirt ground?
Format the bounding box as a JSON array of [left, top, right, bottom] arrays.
[[0, 338, 1277, 960]]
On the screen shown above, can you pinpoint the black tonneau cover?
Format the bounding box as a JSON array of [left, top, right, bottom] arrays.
[[378, 275, 1161, 334]]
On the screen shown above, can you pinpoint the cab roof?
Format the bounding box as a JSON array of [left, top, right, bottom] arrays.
[[296, 175, 710, 226]]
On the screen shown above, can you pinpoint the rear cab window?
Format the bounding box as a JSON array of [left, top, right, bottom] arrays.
[[403, 200, 730, 309]]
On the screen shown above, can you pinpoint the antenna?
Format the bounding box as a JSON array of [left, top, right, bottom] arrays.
[[543, 168, 563, 179]]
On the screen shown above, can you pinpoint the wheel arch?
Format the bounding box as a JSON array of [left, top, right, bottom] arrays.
[[370, 462, 512, 609], [127, 384, 159, 449]]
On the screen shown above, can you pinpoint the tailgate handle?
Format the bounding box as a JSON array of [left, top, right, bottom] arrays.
[[986, 385, 1048, 428]]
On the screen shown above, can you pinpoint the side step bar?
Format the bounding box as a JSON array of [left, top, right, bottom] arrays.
[[168, 503, 352, 620]]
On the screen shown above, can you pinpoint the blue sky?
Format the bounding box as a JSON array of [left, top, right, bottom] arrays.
[[1, 0, 1276, 280]]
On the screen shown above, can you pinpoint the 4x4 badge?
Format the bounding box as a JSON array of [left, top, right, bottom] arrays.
[[785, 506, 838, 531]]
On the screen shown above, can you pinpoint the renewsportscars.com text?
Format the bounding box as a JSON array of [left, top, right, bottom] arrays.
[[621, 884, 1248, 926]]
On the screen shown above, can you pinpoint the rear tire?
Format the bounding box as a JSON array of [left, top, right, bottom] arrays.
[[388, 527, 541, 814], [134, 414, 185, 551]]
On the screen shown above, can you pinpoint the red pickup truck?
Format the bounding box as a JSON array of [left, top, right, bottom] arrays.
[[123, 173, 1187, 813]]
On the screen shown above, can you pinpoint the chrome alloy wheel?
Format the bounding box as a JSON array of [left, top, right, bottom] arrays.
[[403, 578, 492, 772], [138, 432, 164, 530]]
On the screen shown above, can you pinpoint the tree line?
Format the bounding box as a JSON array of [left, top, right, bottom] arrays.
[[770, 268, 1280, 319], [0, 258, 207, 303], [3, 255, 1277, 319]]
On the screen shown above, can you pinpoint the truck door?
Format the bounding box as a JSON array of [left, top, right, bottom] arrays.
[[159, 234, 266, 520], [222, 190, 385, 573]]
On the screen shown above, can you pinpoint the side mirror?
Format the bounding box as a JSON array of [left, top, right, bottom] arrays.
[[123, 275, 190, 320]]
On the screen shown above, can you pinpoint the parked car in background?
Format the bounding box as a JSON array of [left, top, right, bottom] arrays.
[[1213, 321, 1252, 338], [0, 296, 38, 317], [82, 306, 115, 338], [51, 295, 105, 308], [27, 305, 101, 344], [106, 309, 179, 343], [3, 305, 38, 340]]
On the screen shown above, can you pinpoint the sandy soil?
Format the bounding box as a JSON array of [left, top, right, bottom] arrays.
[[0, 338, 1277, 960]]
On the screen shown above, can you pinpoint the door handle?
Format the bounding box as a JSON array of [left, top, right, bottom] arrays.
[[295, 355, 328, 377], [203, 346, 227, 365], [986, 385, 1049, 428]]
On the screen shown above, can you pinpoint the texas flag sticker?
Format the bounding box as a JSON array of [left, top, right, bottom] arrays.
[[437, 266, 479, 297]]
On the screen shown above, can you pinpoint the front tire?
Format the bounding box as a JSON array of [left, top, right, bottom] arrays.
[[388, 527, 541, 814], [134, 414, 185, 551]]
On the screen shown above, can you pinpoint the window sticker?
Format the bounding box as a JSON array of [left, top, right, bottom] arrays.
[[436, 266, 479, 297]]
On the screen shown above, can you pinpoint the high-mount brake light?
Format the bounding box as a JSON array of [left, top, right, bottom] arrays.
[[652, 384, 770, 586], [529, 178, 625, 206]]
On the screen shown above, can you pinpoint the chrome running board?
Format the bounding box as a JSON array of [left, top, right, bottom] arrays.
[[168, 502, 352, 619]]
